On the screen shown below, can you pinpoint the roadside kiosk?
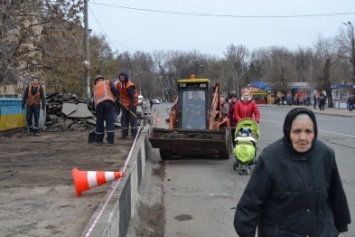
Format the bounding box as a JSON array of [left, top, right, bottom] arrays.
[[331, 83, 355, 109]]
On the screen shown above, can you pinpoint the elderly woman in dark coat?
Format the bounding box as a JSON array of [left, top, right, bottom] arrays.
[[234, 108, 351, 237]]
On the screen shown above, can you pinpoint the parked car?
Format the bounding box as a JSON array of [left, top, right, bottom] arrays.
[[151, 99, 160, 104]]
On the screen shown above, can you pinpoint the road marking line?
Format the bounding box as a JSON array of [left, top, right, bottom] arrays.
[[262, 119, 355, 138]]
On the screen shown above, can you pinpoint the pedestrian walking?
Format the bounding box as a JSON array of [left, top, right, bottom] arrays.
[[281, 95, 285, 106], [142, 98, 151, 115], [313, 93, 317, 109], [116, 72, 139, 139], [306, 95, 311, 107], [347, 94, 354, 112], [234, 108, 351, 237], [234, 88, 260, 124], [228, 94, 238, 146], [318, 94, 326, 111], [287, 92, 293, 106], [22, 77, 46, 136], [93, 74, 118, 144]]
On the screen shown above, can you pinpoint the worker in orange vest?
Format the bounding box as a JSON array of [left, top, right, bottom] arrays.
[[115, 72, 138, 139], [22, 77, 46, 136], [93, 74, 118, 144]]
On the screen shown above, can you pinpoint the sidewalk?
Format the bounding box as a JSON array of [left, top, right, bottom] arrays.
[[260, 104, 355, 118]]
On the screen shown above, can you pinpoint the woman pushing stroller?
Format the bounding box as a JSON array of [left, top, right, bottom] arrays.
[[234, 88, 260, 124], [232, 88, 261, 174]]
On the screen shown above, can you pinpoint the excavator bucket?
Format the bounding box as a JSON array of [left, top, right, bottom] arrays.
[[149, 127, 232, 160]]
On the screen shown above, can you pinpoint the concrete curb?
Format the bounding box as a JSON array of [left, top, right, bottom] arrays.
[[81, 124, 151, 237]]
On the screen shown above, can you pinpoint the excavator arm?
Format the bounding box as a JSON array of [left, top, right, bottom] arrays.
[[208, 83, 230, 129], [167, 95, 179, 129]]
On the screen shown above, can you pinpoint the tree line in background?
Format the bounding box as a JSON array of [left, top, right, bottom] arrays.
[[1, 1, 354, 103]]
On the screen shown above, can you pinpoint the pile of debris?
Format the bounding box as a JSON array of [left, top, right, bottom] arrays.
[[43, 92, 148, 132], [44, 93, 114, 132], [44, 93, 95, 132]]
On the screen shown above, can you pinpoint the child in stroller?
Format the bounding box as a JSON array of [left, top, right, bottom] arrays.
[[232, 118, 259, 175]]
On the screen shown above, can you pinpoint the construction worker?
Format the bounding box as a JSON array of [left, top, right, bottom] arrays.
[[22, 77, 46, 136], [116, 72, 138, 139], [93, 74, 118, 144]]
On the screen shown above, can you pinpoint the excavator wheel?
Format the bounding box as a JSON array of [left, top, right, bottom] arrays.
[[159, 149, 173, 160]]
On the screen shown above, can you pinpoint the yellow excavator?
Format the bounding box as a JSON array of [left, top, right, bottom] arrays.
[[148, 75, 232, 160]]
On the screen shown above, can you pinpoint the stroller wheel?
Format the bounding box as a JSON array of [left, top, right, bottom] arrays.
[[239, 167, 246, 175]]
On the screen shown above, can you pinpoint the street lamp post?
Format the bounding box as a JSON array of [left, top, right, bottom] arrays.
[[84, 0, 91, 102], [344, 21, 355, 86]]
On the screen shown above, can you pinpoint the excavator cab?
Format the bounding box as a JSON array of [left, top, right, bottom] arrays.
[[178, 78, 209, 129]]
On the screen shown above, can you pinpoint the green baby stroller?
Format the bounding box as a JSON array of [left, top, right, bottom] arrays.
[[232, 118, 259, 175]]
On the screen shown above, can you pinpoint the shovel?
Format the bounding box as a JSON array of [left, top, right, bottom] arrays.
[[116, 99, 137, 118]]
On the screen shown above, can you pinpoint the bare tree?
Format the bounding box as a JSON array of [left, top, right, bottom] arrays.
[[335, 26, 354, 85], [224, 44, 249, 97], [89, 34, 116, 77], [261, 47, 293, 93], [313, 36, 339, 89], [0, 0, 43, 90], [0, 0, 86, 95]]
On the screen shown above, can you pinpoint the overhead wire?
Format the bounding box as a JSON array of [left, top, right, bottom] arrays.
[[88, 5, 134, 51], [89, 2, 355, 18], [87, 1, 355, 54]]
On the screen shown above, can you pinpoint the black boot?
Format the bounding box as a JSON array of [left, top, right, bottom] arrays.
[[121, 130, 128, 139], [33, 128, 39, 136], [131, 128, 137, 138]]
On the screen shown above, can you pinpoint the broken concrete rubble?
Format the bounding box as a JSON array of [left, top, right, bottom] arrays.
[[44, 93, 105, 132], [43, 92, 147, 132]]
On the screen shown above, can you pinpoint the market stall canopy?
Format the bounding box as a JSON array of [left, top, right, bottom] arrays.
[[249, 82, 271, 91]]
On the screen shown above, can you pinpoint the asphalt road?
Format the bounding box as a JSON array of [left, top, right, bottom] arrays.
[[129, 104, 355, 237]]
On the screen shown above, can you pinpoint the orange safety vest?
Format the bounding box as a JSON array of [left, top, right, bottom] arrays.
[[93, 80, 115, 106], [26, 84, 41, 106], [116, 80, 138, 107]]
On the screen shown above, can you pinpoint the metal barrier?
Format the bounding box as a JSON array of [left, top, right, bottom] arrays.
[[0, 98, 26, 132]]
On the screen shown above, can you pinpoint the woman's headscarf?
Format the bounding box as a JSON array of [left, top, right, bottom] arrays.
[[283, 108, 318, 145]]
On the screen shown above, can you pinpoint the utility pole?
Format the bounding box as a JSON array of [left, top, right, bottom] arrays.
[[344, 22, 355, 87], [84, 0, 91, 101], [351, 24, 355, 87]]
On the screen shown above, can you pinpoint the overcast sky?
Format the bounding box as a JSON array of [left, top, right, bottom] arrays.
[[88, 0, 355, 58]]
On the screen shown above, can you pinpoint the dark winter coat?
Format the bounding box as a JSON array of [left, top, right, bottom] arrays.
[[234, 137, 351, 237], [228, 100, 237, 128]]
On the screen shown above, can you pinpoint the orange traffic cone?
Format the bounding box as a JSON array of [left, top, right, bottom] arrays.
[[156, 116, 160, 123], [72, 167, 124, 197]]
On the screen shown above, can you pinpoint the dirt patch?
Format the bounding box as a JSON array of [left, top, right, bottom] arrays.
[[127, 156, 166, 237], [0, 129, 133, 237], [135, 202, 165, 237]]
